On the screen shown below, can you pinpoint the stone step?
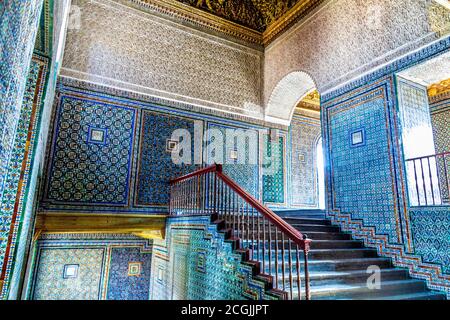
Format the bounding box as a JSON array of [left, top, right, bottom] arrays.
[[259, 257, 393, 273], [252, 248, 378, 261], [371, 291, 447, 300], [293, 279, 427, 300], [289, 224, 340, 233], [238, 231, 351, 240], [283, 218, 331, 226], [275, 268, 410, 288], [241, 239, 364, 250], [310, 240, 364, 249], [275, 210, 326, 219]]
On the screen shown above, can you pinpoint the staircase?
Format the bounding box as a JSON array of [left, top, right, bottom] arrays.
[[273, 210, 446, 300], [170, 165, 446, 300]]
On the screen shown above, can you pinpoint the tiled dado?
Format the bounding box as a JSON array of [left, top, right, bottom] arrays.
[[29, 233, 152, 300], [150, 215, 282, 300]]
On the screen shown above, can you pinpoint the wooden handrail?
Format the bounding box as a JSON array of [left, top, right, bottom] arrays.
[[170, 164, 221, 184], [170, 164, 310, 251], [216, 171, 310, 250]]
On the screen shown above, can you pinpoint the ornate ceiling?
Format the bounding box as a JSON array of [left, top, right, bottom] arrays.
[[428, 78, 450, 98], [135, 0, 324, 45], [295, 90, 320, 112], [175, 0, 301, 32]]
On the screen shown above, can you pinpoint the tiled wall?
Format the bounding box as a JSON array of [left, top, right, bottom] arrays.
[[29, 234, 152, 300], [430, 96, 450, 203], [410, 208, 450, 274], [150, 215, 281, 300], [0, 0, 57, 299], [40, 79, 321, 214], [0, 0, 43, 203], [322, 36, 450, 297], [430, 97, 450, 154], [289, 113, 321, 208]]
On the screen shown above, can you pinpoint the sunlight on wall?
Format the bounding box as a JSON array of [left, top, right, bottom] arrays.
[[317, 137, 326, 209]]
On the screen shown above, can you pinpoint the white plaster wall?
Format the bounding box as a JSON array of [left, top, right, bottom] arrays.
[[61, 0, 264, 119], [264, 0, 450, 104]]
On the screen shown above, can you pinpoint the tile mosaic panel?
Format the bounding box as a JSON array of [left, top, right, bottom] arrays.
[[0, 55, 49, 299], [290, 115, 321, 207], [326, 85, 400, 243], [136, 111, 198, 206], [430, 100, 450, 203], [29, 234, 152, 300], [431, 100, 450, 154], [32, 248, 105, 300], [410, 208, 450, 274], [206, 123, 260, 198], [43, 95, 136, 206], [0, 0, 43, 223], [262, 134, 285, 204], [106, 247, 152, 300]]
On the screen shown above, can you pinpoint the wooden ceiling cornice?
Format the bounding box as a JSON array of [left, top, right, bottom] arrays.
[[132, 0, 324, 46]]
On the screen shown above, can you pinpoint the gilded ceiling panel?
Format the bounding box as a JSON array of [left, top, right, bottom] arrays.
[[175, 0, 301, 32]]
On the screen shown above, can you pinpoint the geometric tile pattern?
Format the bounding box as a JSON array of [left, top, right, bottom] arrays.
[[136, 111, 198, 206], [106, 247, 152, 300], [32, 248, 106, 300], [262, 134, 285, 204], [431, 101, 450, 154], [410, 209, 450, 274], [430, 100, 450, 202], [0, 0, 53, 299], [327, 87, 399, 243], [290, 115, 321, 207], [151, 216, 281, 300], [44, 95, 136, 205], [206, 123, 260, 198], [29, 234, 152, 300], [323, 74, 450, 298], [0, 0, 43, 210], [0, 55, 49, 299]]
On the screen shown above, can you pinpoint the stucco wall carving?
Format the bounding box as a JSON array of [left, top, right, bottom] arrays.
[[264, 0, 450, 106], [61, 0, 264, 119]]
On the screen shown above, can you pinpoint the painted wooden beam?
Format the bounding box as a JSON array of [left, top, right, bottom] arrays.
[[35, 213, 167, 240]]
